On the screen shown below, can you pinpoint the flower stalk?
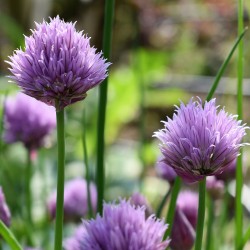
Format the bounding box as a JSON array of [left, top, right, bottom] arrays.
[[96, 0, 115, 214], [163, 176, 181, 239], [54, 107, 65, 250], [156, 186, 172, 218]]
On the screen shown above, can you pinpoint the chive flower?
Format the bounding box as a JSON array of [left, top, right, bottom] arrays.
[[130, 192, 153, 217], [7, 16, 110, 110], [71, 199, 170, 250], [176, 190, 198, 229], [155, 156, 177, 184], [170, 190, 198, 250], [170, 208, 195, 250], [4, 93, 56, 150], [154, 98, 248, 183], [47, 178, 97, 222], [215, 159, 236, 181], [206, 176, 224, 200]]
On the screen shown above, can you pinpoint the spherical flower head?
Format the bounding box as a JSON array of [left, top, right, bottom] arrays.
[[154, 97, 248, 183], [206, 176, 224, 200], [130, 192, 153, 217], [215, 159, 236, 181], [176, 190, 198, 229], [4, 93, 56, 150], [155, 156, 177, 184], [78, 199, 170, 250], [170, 208, 195, 250], [7, 16, 110, 110], [47, 178, 97, 222], [0, 187, 11, 227]]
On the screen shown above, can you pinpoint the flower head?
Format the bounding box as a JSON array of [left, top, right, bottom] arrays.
[[206, 176, 224, 200], [4, 93, 56, 150], [170, 208, 195, 250], [47, 178, 97, 222], [215, 159, 237, 181], [0, 187, 11, 227], [7, 16, 110, 110], [155, 156, 177, 184], [76, 199, 170, 250], [130, 192, 153, 217], [170, 191, 198, 250], [154, 98, 248, 183], [177, 190, 198, 229]]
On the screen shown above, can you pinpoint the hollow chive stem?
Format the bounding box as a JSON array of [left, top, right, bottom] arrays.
[[156, 186, 172, 218], [54, 108, 65, 250], [163, 176, 181, 239], [96, 0, 115, 215]]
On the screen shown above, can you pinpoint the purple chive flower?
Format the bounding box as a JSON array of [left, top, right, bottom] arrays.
[[206, 176, 224, 200], [177, 190, 198, 229], [155, 156, 177, 184], [154, 98, 248, 183], [170, 208, 195, 250], [215, 159, 237, 181], [4, 93, 56, 151], [7, 16, 110, 110], [47, 178, 97, 222], [170, 190, 198, 250], [0, 187, 11, 227], [130, 192, 153, 217], [77, 199, 170, 250]]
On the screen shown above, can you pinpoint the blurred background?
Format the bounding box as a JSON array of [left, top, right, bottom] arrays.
[[1, 0, 250, 249]]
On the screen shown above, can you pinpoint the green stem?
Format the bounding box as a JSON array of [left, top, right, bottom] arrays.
[[205, 196, 214, 250], [0, 220, 22, 250], [54, 108, 65, 250], [163, 176, 182, 239], [236, 153, 243, 250], [156, 186, 172, 218], [96, 0, 115, 215], [25, 149, 32, 225], [194, 178, 206, 250], [82, 108, 93, 218], [236, 0, 244, 249]]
